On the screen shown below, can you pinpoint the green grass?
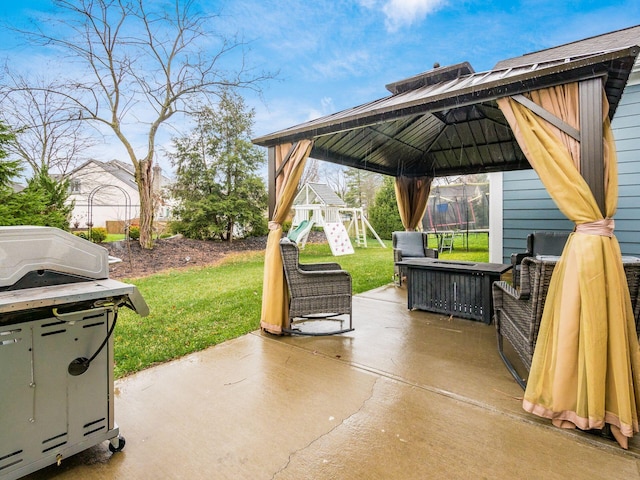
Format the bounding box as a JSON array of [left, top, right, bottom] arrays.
[[105, 233, 125, 242], [113, 234, 488, 378], [104, 233, 174, 242], [114, 251, 266, 377], [429, 232, 489, 262]]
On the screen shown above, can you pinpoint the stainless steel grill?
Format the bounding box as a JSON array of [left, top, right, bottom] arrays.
[[0, 226, 149, 480]]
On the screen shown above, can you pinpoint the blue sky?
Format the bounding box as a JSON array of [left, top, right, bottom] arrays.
[[1, 0, 639, 173]]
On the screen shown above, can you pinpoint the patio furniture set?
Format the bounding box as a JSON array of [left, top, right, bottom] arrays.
[[392, 231, 438, 287], [279, 229, 640, 390], [392, 230, 640, 389]]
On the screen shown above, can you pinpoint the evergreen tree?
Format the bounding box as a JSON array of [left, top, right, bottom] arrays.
[[0, 122, 21, 191], [368, 176, 403, 239], [0, 121, 73, 228], [24, 169, 73, 229], [343, 167, 383, 211], [170, 90, 267, 242]]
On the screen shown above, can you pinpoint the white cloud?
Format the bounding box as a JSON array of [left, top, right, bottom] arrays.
[[381, 0, 448, 32], [305, 108, 324, 122], [320, 97, 335, 114], [304, 97, 337, 121], [310, 50, 373, 80]]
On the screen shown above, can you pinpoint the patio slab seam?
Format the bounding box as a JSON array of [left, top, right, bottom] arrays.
[[269, 376, 381, 480], [253, 330, 640, 459], [354, 287, 406, 305]]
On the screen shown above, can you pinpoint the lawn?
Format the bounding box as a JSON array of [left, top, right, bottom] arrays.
[[113, 233, 488, 378], [105, 233, 126, 242]]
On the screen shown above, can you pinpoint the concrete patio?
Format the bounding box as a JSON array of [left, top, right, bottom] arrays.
[[23, 284, 640, 479]]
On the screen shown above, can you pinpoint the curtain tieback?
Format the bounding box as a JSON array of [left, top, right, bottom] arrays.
[[575, 218, 615, 237], [268, 221, 281, 231]]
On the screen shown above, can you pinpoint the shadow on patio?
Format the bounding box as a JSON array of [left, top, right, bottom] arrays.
[[24, 284, 640, 479]]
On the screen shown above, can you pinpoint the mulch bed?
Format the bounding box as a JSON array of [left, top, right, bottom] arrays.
[[104, 234, 268, 279]]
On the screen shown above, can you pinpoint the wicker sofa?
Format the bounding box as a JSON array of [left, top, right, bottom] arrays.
[[279, 237, 353, 335], [392, 231, 438, 286], [492, 255, 640, 388]]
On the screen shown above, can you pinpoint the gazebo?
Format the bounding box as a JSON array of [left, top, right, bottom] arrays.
[[253, 38, 640, 448]]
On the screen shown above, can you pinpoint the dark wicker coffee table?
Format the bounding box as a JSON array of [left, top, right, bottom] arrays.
[[399, 258, 512, 324]]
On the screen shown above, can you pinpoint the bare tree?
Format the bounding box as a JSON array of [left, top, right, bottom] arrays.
[[0, 72, 95, 176], [9, 0, 271, 248], [323, 163, 348, 200], [299, 157, 321, 187]]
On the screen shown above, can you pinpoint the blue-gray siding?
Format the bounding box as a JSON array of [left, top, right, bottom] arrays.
[[502, 83, 640, 263]]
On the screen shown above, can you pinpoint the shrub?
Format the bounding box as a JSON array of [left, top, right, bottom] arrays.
[[89, 227, 107, 243], [368, 177, 403, 239], [128, 226, 140, 240], [168, 221, 184, 235], [247, 217, 269, 237]]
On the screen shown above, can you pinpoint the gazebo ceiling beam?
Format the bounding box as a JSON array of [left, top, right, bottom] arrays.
[[367, 117, 434, 155], [512, 94, 581, 140], [309, 148, 399, 176]]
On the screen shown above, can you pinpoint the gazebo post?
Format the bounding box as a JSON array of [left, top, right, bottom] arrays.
[[268, 146, 276, 220], [579, 77, 605, 213]]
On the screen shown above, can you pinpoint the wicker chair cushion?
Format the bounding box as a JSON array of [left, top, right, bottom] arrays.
[[393, 232, 426, 258], [530, 231, 569, 257]]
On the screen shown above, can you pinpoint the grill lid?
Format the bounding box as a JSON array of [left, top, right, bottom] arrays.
[[0, 226, 109, 288], [0, 227, 149, 324]]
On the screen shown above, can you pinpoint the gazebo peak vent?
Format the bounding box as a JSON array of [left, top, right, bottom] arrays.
[[385, 62, 475, 94]]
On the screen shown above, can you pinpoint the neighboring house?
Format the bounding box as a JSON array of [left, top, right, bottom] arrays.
[[66, 159, 173, 231], [496, 25, 640, 262]]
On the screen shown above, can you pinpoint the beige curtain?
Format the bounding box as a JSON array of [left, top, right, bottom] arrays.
[[498, 83, 640, 448], [260, 140, 313, 334], [394, 175, 433, 230]]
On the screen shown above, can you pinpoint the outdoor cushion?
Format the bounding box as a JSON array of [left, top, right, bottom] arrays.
[[530, 231, 569, 257], [392, 231, 438, 287], [394, 232, 426, 258], [511, 231, 570, 288]]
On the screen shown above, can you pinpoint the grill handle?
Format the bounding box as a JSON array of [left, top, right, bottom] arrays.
[[52, 305, 112, 323]]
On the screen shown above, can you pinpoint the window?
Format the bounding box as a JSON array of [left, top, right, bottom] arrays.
[[70, 179, 81, 194]]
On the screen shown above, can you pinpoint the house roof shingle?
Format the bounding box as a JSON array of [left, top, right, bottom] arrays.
[[494, 25, 640, 70]]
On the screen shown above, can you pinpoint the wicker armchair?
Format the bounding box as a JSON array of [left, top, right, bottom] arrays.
[[493, 256, 640, 389], [510, 231, 570, 288], [392, 231, 438, 286], [279, 238, 353, 335]]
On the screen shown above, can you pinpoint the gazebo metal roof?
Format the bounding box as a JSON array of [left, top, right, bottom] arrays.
[[253, 46, 639, 178]]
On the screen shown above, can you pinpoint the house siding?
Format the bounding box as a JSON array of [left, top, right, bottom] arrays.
[[501, 171, 573, 263], [502, 83, 640, 262], [614, 82, 640, 257], [67, 161, 141, 230], [65, 159, 174, 230]]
